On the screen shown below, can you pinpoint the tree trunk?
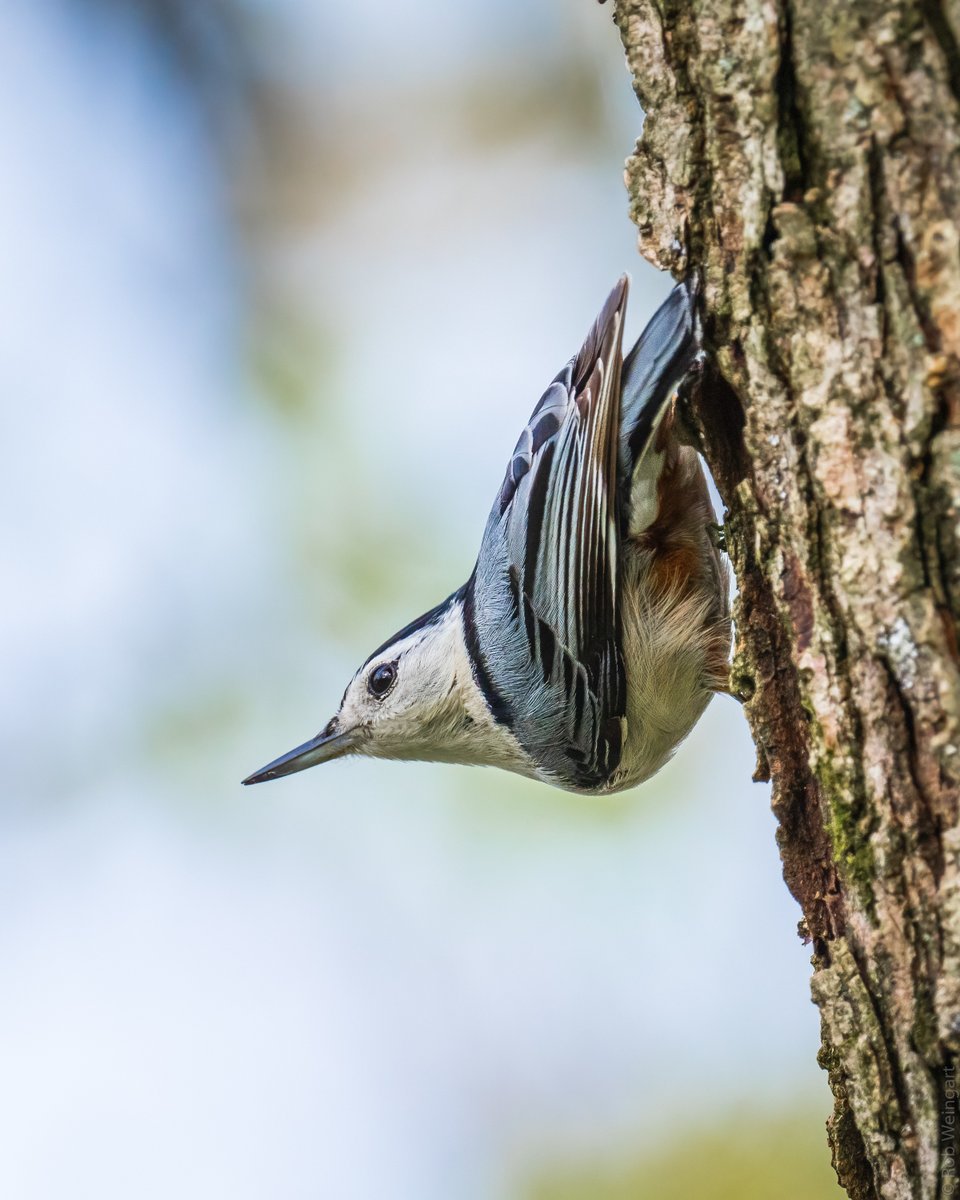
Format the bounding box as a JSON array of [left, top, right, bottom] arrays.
[[611, 1, 960, 1196]]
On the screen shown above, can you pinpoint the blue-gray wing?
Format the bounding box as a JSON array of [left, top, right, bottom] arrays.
[[464, 277, 629, 789]]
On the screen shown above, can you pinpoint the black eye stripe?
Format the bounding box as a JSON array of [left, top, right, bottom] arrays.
[[368, 661, 398, 699]]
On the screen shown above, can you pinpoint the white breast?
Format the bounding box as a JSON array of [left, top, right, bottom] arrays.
[[606, 547, 719, 793]]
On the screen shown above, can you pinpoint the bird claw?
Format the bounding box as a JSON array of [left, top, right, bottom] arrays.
[[707, 521, 727, 553]]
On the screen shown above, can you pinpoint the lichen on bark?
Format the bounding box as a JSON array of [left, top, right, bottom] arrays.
[[611, 2, 960, 1197]]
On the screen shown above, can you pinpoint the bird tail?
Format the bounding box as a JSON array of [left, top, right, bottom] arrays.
[[618, 278, 700, 487]]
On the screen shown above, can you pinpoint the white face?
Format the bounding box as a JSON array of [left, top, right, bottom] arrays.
[[335, 614, 466, 762], [242, 599, 490, 785]]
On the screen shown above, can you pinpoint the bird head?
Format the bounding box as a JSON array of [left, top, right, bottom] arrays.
[[242, 591, 480, 785]]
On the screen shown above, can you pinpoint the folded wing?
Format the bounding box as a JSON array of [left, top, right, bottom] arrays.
[[464, 277, 629, 789]]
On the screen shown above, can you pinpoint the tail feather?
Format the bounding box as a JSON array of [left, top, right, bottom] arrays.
[[618, 279, 700, 487]]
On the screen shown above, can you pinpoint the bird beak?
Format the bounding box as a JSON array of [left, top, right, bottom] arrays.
[[241, 720, 356, 786]]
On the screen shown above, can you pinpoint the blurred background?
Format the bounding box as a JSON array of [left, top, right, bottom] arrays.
[[1, 2, 841, 1197]]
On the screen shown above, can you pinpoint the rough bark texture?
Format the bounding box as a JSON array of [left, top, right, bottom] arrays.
[[611, 1, 960, 1196]]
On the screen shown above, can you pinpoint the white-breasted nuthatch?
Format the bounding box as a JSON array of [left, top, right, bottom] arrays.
[[243, 276, 730, 794]]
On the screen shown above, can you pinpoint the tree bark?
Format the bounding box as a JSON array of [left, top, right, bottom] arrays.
[[611, 1, 960, 1196]]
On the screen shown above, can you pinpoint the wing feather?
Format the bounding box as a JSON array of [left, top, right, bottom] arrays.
[[467, 277, 630, 788]]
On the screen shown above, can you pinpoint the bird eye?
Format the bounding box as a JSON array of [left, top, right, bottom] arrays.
[[367, 662, 397, 698]]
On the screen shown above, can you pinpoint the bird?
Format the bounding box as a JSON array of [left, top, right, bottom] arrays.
[[243, 275, 731, 795]]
